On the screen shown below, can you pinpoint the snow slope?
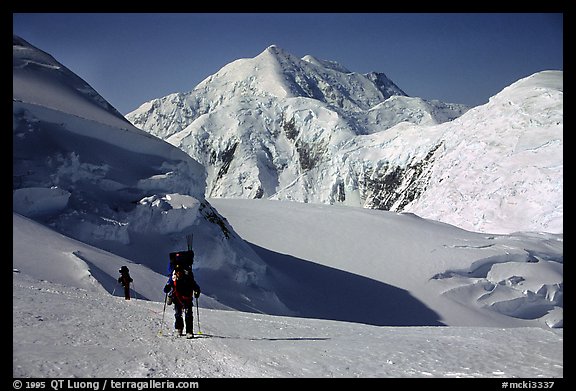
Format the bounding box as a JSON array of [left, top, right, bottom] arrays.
[[13, 205, 563, 378], [13, 272, 563, 378], [209, 199, 563, 329], [403, 71, 563, 234]]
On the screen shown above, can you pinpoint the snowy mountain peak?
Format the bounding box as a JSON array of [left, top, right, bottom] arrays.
[[126, 46, 476, 218], [263, 44, 284, 55], [255, 44, 299, 69]]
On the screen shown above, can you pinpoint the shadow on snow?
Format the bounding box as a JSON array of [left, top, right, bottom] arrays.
[[196, 334, 330, 341], [250, 243, 445, 327]]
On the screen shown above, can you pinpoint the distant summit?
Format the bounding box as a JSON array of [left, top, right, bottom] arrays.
[[127, 46, 562, 234]]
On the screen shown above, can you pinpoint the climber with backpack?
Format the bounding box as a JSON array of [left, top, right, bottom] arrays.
[[117, 266, 133, 300], [163, 254, 201, 338]]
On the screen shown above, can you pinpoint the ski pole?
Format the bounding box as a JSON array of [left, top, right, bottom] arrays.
[[195, 297, 202, 334], [158, 293, 168, 336]]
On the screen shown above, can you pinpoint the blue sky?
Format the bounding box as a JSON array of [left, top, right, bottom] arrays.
[[13, 13, 563, 115]]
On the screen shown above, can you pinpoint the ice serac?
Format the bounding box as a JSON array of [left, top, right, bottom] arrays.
[[12, 35, 288, 315]]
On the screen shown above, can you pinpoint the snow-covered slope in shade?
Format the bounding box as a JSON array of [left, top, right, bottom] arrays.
[[12, 35, 287, 315], [13, 35, 129, 130]]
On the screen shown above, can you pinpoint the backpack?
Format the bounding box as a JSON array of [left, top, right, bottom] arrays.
[[168, 250, 194, 274], [167, 234, 195, 277], [118, 266, 132, 286]]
